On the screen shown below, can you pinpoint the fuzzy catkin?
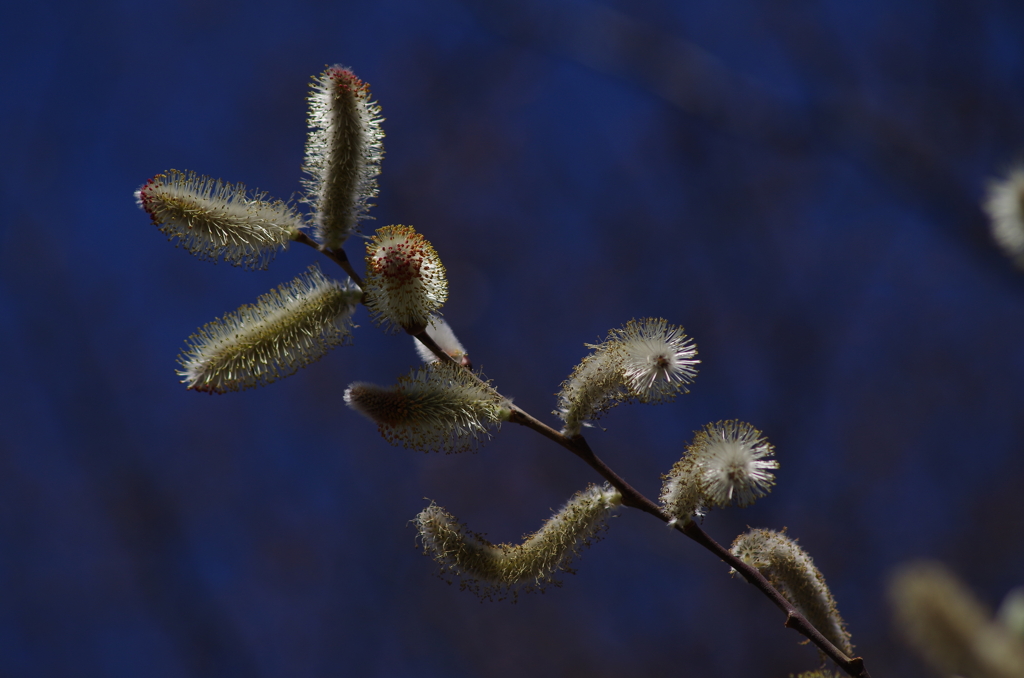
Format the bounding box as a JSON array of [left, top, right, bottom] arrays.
[[983, 166, 1024, 269], [364, 224, 448, 333], [556, 318, 698, 435], [660, 455, 706, 525], [611, 318, 698, 403], [135, 169, 303, 270], [556, 346, 627, 436], [732, 529, 853, 658], [344, 362, 506, 453], [690, 420, 777, 508], [302, 66, 384, 248], [414, 317, 468, 364], [414, 484, 621, 600], [661, 420, 777, 524], [177, 264, 360, 393]]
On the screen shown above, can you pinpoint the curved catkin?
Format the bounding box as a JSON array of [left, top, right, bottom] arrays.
[[556, 346, 627, 436], [659, 454, 705, 526], [302, 65, 384, 248], [135, 169, 303, 269], [556, 319, 699, 436], [177, 264, 361, 393], [344, 362, 507, 453], [661, 420, 777, 523], [731, 529, 853, 658], [890, 561, 1024, 678], [414, 484, 622, 600]]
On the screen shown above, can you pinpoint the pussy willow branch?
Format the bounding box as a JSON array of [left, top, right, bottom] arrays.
[[298, 236, 870, 678], [506, 410, 870, 678]]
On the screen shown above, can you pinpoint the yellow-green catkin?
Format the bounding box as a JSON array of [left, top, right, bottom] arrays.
[[177, 264, 361, 393], [732, 529, 853, 658], [661, 420, 778, 524], [556, 318, 698, 436], [344, 362, 507, 453], [135, 169, 303, 270], [556, 345, 626, 436], [414, 484, 622, 600]]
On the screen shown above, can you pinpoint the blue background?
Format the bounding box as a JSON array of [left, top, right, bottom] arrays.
[[2, 1, 1024, 676]]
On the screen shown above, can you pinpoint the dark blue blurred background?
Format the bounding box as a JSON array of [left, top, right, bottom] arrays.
[[2, 1, 1024, 676]]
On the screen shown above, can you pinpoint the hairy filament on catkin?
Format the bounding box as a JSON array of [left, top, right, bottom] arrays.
[[177, 264, 361, 393], [662, 421, 777, 524], [731, 529, 853, 657], [696, 421, 776, 507], [611, 318, 699, 403], [302, 65, 384, 248], [414, 484, 621, 600], [556, 318, 698, 436], [135, 169, 303, 269]]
